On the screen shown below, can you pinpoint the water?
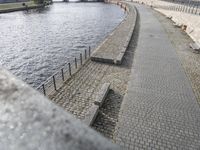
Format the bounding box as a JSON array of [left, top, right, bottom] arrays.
[[0, 2, 125, 87]]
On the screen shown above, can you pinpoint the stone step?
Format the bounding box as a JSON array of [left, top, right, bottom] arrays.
[[94, 83, 110, 107], [83, 83, 110, 126], [83, 104, 99, 126]]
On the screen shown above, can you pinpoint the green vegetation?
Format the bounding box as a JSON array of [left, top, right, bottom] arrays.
[[0, 0, 52, 12], [0, 1, 38, 11]]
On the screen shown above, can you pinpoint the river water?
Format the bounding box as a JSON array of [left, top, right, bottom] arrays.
[[0, 2, 125, 87]]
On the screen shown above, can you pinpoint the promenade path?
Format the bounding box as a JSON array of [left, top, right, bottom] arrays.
[[114, 3, 200, 149]]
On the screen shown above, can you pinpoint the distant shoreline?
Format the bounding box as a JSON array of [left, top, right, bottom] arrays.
[[0, 2, 46, 13]]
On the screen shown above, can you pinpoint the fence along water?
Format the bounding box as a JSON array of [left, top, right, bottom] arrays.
[[153, 1, 200, 15], [37, 47, 91, 97]]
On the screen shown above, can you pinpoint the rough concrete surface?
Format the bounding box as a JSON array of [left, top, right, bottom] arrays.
[[0, 68, 119, 150]]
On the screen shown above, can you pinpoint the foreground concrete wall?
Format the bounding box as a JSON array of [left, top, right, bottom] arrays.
[[0, 67, 119, 150]]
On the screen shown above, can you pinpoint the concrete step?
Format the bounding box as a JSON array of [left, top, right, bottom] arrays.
[[83, 83, 110, 126]]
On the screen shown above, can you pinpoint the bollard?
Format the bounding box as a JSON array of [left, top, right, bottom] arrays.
[[80, 53, 83, 65], [61, 68, 64, 81], [75, 57, 77, 69], [53, 75, 57, 91], [89, 46, 91, 57], [68, 63, 72, 76], [85, 49, 87, 60], [42, 84, 46, 96]]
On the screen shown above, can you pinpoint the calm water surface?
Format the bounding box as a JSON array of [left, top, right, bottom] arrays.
[[0, 3, 125, 87]]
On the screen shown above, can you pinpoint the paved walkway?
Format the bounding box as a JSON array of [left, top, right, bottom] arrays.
[[114, 3, 200, 149], [132, 0, 200, 43]]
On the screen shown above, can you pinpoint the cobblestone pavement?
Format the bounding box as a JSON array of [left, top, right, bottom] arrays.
[[152, 9, 200, 104], [92, 8, 139, 140], [113, 3, 200, 149]]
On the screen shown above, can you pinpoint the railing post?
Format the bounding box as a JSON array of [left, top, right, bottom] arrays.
[[195, 6, 198, 14], [68, 63, 72, 76], [192, 5, 195, 14], [80, 53, 83, 65], [42, 84, 46, 96], [53, 75, 57, 91], [75, 57, 77, 69], [89, 46, 91, 57], [85, 49, 87, 60], [61, 68, 64, 81]]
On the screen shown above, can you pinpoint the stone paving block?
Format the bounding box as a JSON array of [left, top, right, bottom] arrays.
[[94, 83, 110, 107]]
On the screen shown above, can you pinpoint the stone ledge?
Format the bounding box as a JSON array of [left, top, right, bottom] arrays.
[[91, 1, 137, 65]]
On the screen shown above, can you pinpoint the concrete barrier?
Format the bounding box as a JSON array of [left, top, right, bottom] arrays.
[[0, 68, 119, 150], [94, 83, 110, 107]]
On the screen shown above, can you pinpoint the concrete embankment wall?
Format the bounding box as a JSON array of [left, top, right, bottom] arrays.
[[91, 0, 137, 64], [154, 8, 200, 44]]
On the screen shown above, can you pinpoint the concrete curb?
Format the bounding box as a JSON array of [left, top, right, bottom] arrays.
[[115, 2, 138, 65]]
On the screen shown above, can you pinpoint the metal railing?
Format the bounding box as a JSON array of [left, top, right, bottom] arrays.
[[154, 1, 200, 15], [36, 46, 91, 97]]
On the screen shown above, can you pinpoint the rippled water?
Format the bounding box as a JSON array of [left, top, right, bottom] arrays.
[[0, 3, 125, 87]]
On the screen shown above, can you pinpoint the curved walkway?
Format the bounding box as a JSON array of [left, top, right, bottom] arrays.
[[114, 3, 200, 149]]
